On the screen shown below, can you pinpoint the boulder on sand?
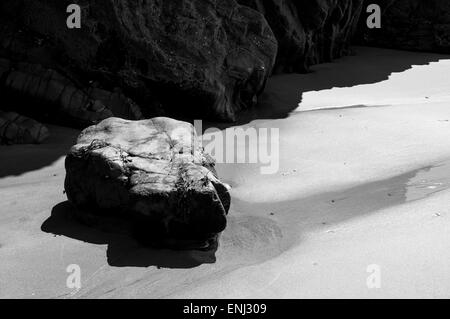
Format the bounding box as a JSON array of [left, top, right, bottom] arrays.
[[64, 117, 231, 249]]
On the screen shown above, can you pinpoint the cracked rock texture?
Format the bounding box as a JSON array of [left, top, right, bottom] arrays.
[[0, 111, 49, 144], [0, 0, 278, 122], [65, 117, 231, 247], [0, 58, 142, 127], [0, 0, 366, 121], [358, 0, 450, 53], [237, 0, 365, 73]]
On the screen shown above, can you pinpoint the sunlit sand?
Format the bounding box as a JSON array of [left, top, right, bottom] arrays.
[[1, 47, 450, 298]]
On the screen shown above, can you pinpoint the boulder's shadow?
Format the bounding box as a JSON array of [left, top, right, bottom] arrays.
[[41, 201, 218, 269]]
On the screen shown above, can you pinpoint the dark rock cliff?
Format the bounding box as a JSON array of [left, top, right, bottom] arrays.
[[237, 0, 365, 73], [0, 0, 277, 122], [358, 0, 450, 53], [0, 0, 364, 123]]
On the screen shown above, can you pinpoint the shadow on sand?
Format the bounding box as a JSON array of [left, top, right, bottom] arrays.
[[230, 162, 450, 244], [41, 201, 218, 269], [203, 46, 447, 130], [1, 47, 445, 177], [0, 125, 79, 178]]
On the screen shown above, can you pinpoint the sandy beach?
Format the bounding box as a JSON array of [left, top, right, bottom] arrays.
[[1, 46, 450, 298]]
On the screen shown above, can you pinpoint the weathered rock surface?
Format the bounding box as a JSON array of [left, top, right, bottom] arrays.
[[65, 117, 231, 249], [0, 111, 49, 145], [0, 0, 278, 121], [358, 0, 450, 53], [238, 0, 365, 73], [0, 58, 142, 127]]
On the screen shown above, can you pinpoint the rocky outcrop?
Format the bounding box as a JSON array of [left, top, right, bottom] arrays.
[[237, 0, 365, 73], [358, 0, 450, 53], [0, 0, 367, 122], [0, 0, 278, 122], [0, 58, 142, 127], [65, 117, 231, 249], [0, 111, 49, 144]]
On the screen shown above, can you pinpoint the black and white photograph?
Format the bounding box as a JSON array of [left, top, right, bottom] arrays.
[[1, 0, 450, 303]]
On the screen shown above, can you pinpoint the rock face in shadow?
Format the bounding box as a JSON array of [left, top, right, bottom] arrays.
[[65, 117, 231, 249], [0, 111, 49, 144], [0, 58, 142, 127], [0, 0, 277, 122], [237, 0, 365, 73], [358, 0, 450, 53]]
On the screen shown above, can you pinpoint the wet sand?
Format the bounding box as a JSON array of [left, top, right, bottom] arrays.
[[1, 47, 450, 298]]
